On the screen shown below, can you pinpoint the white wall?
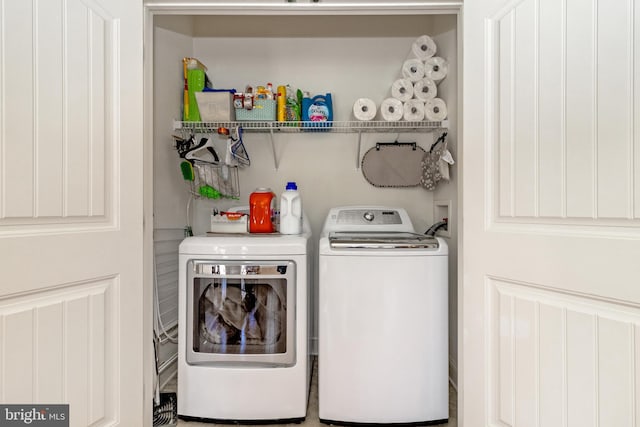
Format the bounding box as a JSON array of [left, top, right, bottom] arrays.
[[429, 14, 459, 386], [152, 14, 458, 371], [152, 21, 195, 387], [154, 21, 195, 230], [188, 14, 450, 237]]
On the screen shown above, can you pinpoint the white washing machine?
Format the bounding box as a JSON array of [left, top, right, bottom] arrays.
[[177, 216, 312, 422], [318, 206, 448, 425]]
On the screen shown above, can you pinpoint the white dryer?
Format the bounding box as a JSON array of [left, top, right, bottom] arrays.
[[177, 216, 312, 422], [318, 206, 448, 424]]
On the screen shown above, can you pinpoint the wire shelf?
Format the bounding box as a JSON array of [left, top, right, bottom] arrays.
[[173, 119, 448, 170], [174, 119, 448, 134]]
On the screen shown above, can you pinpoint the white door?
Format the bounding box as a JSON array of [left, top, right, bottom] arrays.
[[463, 0, 640, 426], [0, 0, 144, 426]]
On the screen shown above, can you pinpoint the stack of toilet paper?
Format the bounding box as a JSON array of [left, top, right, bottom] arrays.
[[353, 34, 449, 122]]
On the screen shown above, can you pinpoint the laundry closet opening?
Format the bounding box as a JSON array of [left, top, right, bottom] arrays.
[[149, 9, 460, 391]]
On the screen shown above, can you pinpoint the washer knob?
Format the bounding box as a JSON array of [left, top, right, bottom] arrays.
[[363, 211, 375, 222]]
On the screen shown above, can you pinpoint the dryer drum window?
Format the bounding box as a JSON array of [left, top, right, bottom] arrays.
[[195, 278, 287, 355], [186, 259, 297, 367]]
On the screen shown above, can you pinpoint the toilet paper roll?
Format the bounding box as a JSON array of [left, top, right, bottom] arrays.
[[353, 98, 377, 121], [425, 98, 448, 121], [391, 78, 414, 102], [424, 56, 449, 82], [413, 78, 438, 101], [401, 58, 425, 83], [403, 99, 426, 122], [380, 98, 404, 122], [411, 35, 437, 60]]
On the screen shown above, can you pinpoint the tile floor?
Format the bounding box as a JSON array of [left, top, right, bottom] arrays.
[[165, 358, 457, 427]]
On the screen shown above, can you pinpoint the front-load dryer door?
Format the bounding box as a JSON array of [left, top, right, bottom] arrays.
[[186, 260, 296, 367]]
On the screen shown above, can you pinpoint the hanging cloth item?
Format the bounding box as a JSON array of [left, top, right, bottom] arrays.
[[230, 127, 250, 166], [439, 148, 455, 182], [420, 132, 451, 191]]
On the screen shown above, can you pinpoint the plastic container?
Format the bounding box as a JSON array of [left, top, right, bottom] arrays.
[[186, 69, 206, 121], [235, 99, 277, 121], [279, 182, 302, 235], [249, 188, 276, 233], [195, 90, 235, 121], [302, 93, 333, 131]]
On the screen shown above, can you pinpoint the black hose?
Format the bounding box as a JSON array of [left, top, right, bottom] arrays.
[[425, 220, 448, 236]]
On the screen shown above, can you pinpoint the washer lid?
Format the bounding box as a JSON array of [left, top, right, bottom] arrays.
[[328, 231, 439, 250]]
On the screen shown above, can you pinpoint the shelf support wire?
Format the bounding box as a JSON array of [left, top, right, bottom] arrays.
[[269, 126, 278, 170], [356, 130, 363, 169]]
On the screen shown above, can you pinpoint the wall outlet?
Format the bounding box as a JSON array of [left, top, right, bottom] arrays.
[[433, 200, 451, 238]]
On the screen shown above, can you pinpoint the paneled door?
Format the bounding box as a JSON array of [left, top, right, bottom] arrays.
[[0, 0, 144, 425], [463, 0, 640, 426]]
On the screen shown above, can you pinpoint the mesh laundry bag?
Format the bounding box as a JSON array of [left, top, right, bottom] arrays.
[[361, 142, 426, 188]]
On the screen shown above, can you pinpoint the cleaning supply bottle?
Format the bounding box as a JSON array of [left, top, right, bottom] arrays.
[[249, 188, 276, 233], [277, 85, 286, 121], [279, 182, 302, 235]]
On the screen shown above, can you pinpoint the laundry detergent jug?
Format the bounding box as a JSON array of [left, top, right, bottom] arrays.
[[249, 188, 276, 233], [279, 182, 302, 235]]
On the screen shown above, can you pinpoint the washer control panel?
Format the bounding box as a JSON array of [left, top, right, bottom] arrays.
[[336, 209, 402, 226], [322, 206, 416, 234]]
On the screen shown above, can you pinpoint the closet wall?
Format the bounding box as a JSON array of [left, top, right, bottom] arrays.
[[152, 12, 459, 384], [430, 16, 459, 384], [152, 17, 195, 389]]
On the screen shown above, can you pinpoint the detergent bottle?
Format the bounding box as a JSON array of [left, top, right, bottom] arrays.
[[279, 182, 302, 235], [249, 188, 276, 233]]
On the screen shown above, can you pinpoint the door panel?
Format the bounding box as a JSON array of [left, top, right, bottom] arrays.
[[489, 279, 640, 427], [0, 281, 111, 420], [463, 0, 640, 425], [489, 0, 640, 225], [1, 0, 111, 227], [565, 0, 596, 219], [0, 0, 143, 425]]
